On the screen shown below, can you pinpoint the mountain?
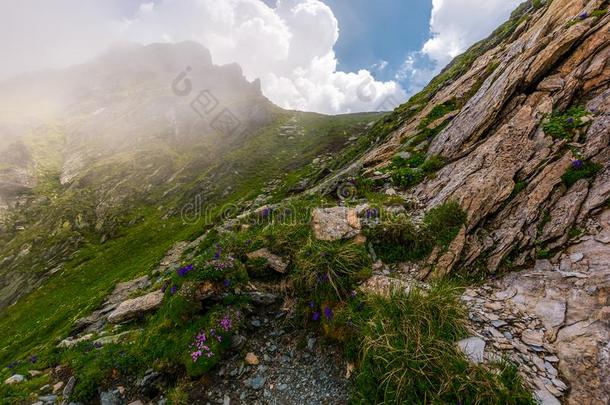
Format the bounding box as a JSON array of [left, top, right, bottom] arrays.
[[0, 1, 609, 404], [0, 42, 382, 309]]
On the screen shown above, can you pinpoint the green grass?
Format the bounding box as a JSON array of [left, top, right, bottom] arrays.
[[387, 153, 446, 188], [0, 112, 377, 369], [542, 106, 589, 140], [366, 201, 466, 263], [293, 238, 372, 300], [344, 284, 534, 404], [562, 160, 602, 187]]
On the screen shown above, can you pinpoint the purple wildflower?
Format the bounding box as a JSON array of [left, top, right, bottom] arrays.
[[29, 355, 37, 364], [213, 244, 222, 260], [223, 279, 231, 288], [350, 290, 357, 298], [176, 264, 194, 277], [566, 117, 575, 125], [572, 159, 584, 169], [324, 306, 334, 320], [312, 311, 321, 321], [220, 315, 232, 332], [579, 12, 589, 20], [191, 350, 202, 362], [309, 301, 315, 309], [170, 285, 178, 295]]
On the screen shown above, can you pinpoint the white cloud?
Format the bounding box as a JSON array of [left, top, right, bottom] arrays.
[[397, 0, 523, 95], [0, 0, 406, 114]]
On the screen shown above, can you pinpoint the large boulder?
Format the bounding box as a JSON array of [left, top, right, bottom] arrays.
[[107, 290, 163, 323], [311, 207, 360, 241]]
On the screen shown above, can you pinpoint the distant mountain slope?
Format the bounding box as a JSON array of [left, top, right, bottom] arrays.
[[0, 42, 383, 308]]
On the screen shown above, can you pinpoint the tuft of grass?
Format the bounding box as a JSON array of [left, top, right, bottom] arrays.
[[346, 284, 534, 404], [293, 238, 372, 300], [562, 160, 602, 187], [366, 201, 466, 263]]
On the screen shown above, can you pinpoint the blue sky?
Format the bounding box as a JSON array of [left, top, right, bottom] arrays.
[[324, 0, 432, 83]]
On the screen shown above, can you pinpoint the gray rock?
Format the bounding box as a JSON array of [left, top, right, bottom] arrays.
[[457, 337, 486, 364], [63, 376, 76, 399], [107, 290, 163, 323], [4, 374, 25, 384], [38, 395, 58, 404], [311, 207, 360, 241], [245, 376, 267, 390], [534, 389, 561, 405], [100, 389, 122, 405]]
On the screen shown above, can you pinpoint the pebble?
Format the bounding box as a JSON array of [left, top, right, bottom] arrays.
[[457, 337, 486, 364], [245, 352, 259, 366], [245, 376, 267, 390], [307, 337, 317, 351], [491, 320, 507, 328], [53, 381, 64, 393]]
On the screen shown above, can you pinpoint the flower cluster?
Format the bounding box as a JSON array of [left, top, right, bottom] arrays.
[[572, 159, 584, 169], [190, 311, 240, 363], [209, 257, 235, 271], [176, 264, 194, 277], [190, 331, 214, 362], [308, 301, 334, 321]]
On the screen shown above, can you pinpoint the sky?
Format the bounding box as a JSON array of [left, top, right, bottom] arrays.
[[0, 0, 523, 114]]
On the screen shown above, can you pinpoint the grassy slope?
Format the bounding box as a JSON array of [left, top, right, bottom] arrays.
[[0, 110, 383, 366]]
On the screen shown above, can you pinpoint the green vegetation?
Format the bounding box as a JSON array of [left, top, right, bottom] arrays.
[[0, 112, 379, 369], [387, 152, 446, 188], [366, 201, 467, 263], [343, 284, 534, 404], [293, 238, 372, 300], [542, 106, 589, 139], [562, 160, 602, 187]]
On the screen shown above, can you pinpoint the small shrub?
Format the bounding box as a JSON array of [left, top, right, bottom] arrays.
[[591, 8, 608, 18], [366, 214, 433, 262], [562, 160, 602, 187], [366, 202, 466, 263], [293, 239, 372, 300], [424, 201, 467, 247], [542, 106, 589, 139], [388, 153, 447, 188]]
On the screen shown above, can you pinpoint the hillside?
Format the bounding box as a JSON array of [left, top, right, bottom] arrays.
[[1, 0, 609, 404]]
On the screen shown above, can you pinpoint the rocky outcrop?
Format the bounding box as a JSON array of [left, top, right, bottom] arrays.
[[347, 1, 610, 402], [107, 290, 164, 324], [311, 207, 361, 241]]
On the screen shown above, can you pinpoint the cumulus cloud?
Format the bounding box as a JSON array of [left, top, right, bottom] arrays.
[[397, 0, 523, 95], [0, 0, 406, 114]]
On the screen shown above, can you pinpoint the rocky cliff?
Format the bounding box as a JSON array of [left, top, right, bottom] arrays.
[[345, 0, 609, 402]]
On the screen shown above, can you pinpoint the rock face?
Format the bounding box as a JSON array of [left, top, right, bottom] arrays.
[[349, 1, 610, 403], [107, 290, 164, 323], [311, 207, 361, 241]]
